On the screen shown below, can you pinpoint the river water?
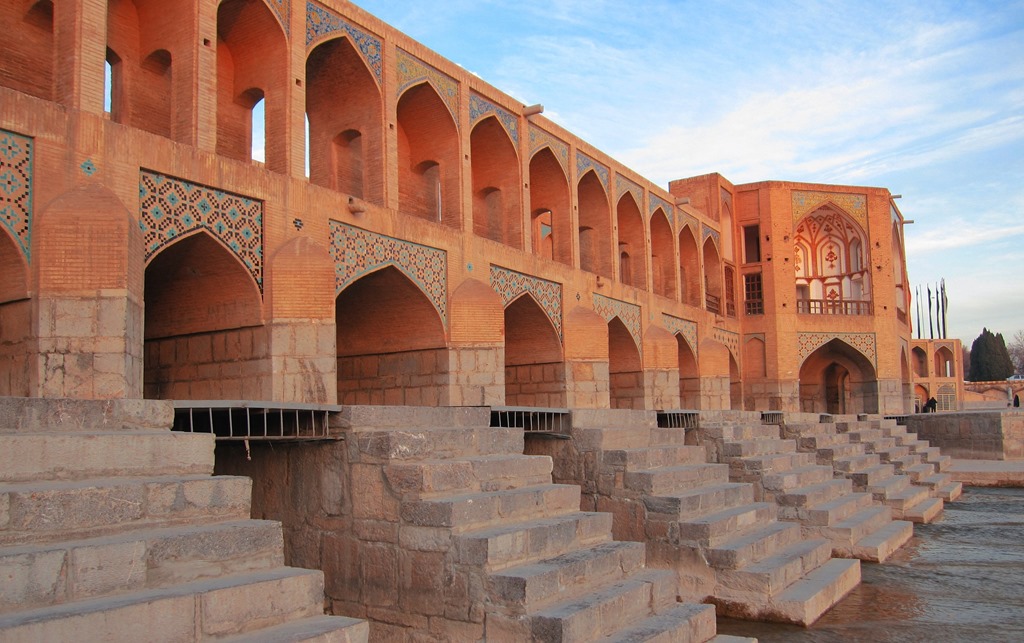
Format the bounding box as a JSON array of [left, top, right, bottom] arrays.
[[716, 486, 1024, 642]]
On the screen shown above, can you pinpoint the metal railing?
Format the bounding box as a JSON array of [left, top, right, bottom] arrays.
[[819, 413, 835, 423], [884, 415, 909, 426], [797, 299, 872, 315], [760, 411, 784, 425], [172, 400, 343, 441], [657, 410, 700, 430], [490, 406, 571, 437]]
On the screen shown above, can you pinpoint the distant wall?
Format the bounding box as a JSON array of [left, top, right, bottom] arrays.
[[906, 411, 1024, 460]]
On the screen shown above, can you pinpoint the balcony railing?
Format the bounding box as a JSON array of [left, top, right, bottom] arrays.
[[797, 298, 872, 316]]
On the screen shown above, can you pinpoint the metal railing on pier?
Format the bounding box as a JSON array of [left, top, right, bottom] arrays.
[[490, 406, 571, 437], [657, 410, 700, 430], [760, 411, 785, 425], [171, 400, 343, 441]]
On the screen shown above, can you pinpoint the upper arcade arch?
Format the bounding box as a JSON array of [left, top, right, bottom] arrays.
[[679, 225, 701, 307], [0, 1, 55, 102], [397, 82, 461, 227], [306, 35, 384, 205], [702, 237, 723, 314], [794, 204, 871, 315], [650, 208, 675, 299], [578, 170, 612, 279], [528, 147, 572, 266], [471, 115, 522, 248], [616, 193, 647, 291]]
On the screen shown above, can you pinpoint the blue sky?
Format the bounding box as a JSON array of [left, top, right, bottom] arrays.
[[350, 0, 1024, 346]]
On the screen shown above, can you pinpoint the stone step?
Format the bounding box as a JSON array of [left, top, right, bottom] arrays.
[[815, 442, 864, 460], [848, 519, 913, 563], [716, 538, 833, 603], [796, 432, 847, 450], [783, 423, 833, 437], [602, 602, 717, 643], [0, 474, 253, 547], [488, 540, 646, 610], [0, 519, 284, 614], [701, 424, 781, 442], [730, 452, 816, 474], [352, 426, 524, 462], [762, 465, 833, 492], [642, 483, 754, 521], [902, 462, 936, 482], [0, 431, 215, 483], [527, 569, 677, 641], [702, 521, 803, 570], [455, 512, 613, 572], [786, 491, 874, 528], [878, 482, 930, 511], [847, 464, 897, 489], [930, 454, 953, 472], [217, 614, 369, 643], [899, 496, 944, 524], [773, 479, 852, 513], [625, 464, 730, 496], [844, 429, 885, 443], [811, 503, 891, 546], [865, 472, 911, 499], [400, 484, 581, 531], [935, 480, 963, 502], [384, 454, 553, 498], [917, 471, 951, 489], [765, 558, 861, 625], [0, 566, 328, 642], [603, 445, 706, 471], [721, 439, 796, 458], [677, 503, 777, 545], [573, 426, 652, 451], [649, 427, 691, 446], [831, 452, 881, 473], [875, 446, 912, 462]]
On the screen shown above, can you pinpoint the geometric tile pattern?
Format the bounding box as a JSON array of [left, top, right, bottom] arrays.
[[593, 293, 642, 357], [615, 174, 643, 207], [396, 48, 460, 125], [649, 194, 674, 228], [662, 313, 697, 356], [576, 151, 609, 192], [702, 223, 720, 249], [139, 170, 264, 291], [306, 1, 383, 84], [329, 221, 448, 326], [0, 129, 32, 261], [797, 332, 877, 368], [528, 126, 569, 175], [267, 0, 291, 36], [714, 327, 740, 363], [469, 94, 519, 145], [490, 265, 562, 340], [793, 190, 867, 231]]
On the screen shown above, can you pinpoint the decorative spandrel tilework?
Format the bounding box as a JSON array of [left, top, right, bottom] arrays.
[[793, 191, 867, 231], [615, 174, 643, 207], [678, 214, 698, 240], [593, 294, 642, 357], [528, 126, 569, 175], [720, 187, 732, 208], [714, 327, 740, 363], [797, 332, 877, 368], [306, 2, 382, 84], [576, 152, 609, 191], [702, 224, 720, 249], [469, 95, 519, 145], [330, 221, 448, 326], [490, 265, 562, 340], [396, 49, 459, 126], [267, 0, 290, 36], [0, 129, 32, 262], [139, 171, 264, 291], [649, 194, 674, 228], [662, 314, 697, 356]]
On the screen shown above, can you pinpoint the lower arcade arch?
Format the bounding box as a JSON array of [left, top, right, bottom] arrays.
[[608, 317, 642, 409], [335, 266, 447, 405], [798, 339, 878, 414], [0, 230, 29, 396], [503, 294, 565, 407], [677, 337, 699, 409]]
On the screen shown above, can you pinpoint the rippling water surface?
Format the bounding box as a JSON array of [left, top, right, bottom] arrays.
[[716, 486, 1024, 642]]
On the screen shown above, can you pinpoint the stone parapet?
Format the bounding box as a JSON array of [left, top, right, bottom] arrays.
[[906, 411, 1024, 460]]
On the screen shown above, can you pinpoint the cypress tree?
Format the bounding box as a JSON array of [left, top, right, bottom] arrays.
[[968, 328, 1015, 381]]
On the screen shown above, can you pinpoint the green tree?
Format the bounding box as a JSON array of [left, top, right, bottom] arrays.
[[968, 328, 1015, 381], [1008, 330, 1024, 376]]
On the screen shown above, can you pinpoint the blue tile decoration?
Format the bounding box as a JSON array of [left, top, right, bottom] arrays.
[[720, 187, 732, 208], [267, 0, 290, 36], [649, 194, 674, 228], [593, 293, 642, 358], [139, 170, 264, 291], [702, 223, 720, 249], [330, 221, 448, 326], [792, 190, 867, 231], [662, 314, 697, 356], [469, 94, 519, 145], [576, 152, 609, 191], [714, 327, 740, 364], [798, 332, 877, 368], [306, 2, 382, 84], [396, 48, 459, 126], [615, 174, 643, 208], [490, 265, 562, 340], [80, 159, 97, 176], [0, 129, 32, 262], [528, 126, 569, 175]]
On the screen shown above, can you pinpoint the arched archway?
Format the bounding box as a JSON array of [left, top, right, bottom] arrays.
[[336, 266, 447, 405], [397, 83, 461, 227], [677, 336, 699, 408], [729, 352, 742, 410], [912, 346, 928, 378], [306, 35, 383, 204], [578, 171, 612, 278], [914, 384, 929, 413], [608, 317, 642, 409], [702, 237, 722, 313], [799, 338, 878, 414], [794, 205, 871, 315], [616, 193, 646, 290], [0, 1, 54, 101], [934, 346, 955, 378], [144, 231, 265, 400], [0, 228, 30, 396], [504, 294, 565, 407], [529, 148, 571, 266], [472, 116, 522, 248], [650, 208, 675, 299], [679, 226, 700, 307]]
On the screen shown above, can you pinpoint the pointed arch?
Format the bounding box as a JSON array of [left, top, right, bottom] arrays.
[[306, 35, 384, 205], [529, 147, 572, 266], [934, 345, 955, 378], [505, 293, 566, 407], [679, 225, 700, 307], [578, 170, 612, 278], [650, 208, 675, 299], [702, 237, 722, 314], [799, 338, 878, 414], [397, 82, 461, 227], [616, 192, 646, 290], [471, 115, 522, 247], [794, 204, 872, 315], [892, 221, 908, 320], [0, 228, 30, 396], [677, 334, 699, 408], [912, 345, 928, 378], [609, 317, 643, 409], [0, 1, 54, 101]]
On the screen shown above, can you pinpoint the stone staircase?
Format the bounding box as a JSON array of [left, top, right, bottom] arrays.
[[698, 416, 912, 563], [534, 409, 859, 627], [782, 417, 944, 524], [341, 406, 730, 642], [0, 397, 367, 642]]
